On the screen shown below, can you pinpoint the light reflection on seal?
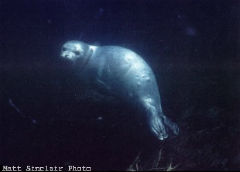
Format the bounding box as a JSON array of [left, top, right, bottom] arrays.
[[60, 40, 179, 140]]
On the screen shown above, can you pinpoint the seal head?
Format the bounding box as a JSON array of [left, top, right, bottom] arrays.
[[61, 40, 94, 67]]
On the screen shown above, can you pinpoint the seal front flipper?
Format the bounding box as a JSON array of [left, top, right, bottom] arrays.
[[96, 78, 111, 91], [95, 78, 116, 97]]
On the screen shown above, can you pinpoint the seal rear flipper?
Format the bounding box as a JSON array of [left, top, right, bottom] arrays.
[[149, 114, 169, 140], [147, 110, 179, 140], [162, 115, 179, 136], [142, 97, 170, 140]]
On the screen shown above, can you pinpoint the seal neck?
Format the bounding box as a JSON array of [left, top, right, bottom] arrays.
[[80, 45, 97, 70]]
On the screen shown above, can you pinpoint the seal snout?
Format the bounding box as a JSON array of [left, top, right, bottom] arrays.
[[61, 51, 76, 61]]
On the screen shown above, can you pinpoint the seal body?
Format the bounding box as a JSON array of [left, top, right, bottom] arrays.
[[60, 40, 179, 140]]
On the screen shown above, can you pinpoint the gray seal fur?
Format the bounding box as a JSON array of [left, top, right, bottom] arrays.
[[60, 40, 179, 140]]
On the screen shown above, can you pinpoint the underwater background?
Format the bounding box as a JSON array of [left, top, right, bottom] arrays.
[[1, 0, 239, 171]]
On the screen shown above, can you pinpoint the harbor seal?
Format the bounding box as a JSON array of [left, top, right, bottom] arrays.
[[60, 40, 179, 140]]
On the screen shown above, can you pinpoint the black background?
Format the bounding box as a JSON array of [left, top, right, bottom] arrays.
[[1, 0, 240, 170]]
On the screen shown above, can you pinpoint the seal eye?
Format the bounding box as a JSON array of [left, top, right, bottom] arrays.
[[75, 51, 80, 56], [62, 47, 67, 51]]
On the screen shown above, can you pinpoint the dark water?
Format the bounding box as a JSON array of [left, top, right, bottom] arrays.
[[1, 0, 239, 171]]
